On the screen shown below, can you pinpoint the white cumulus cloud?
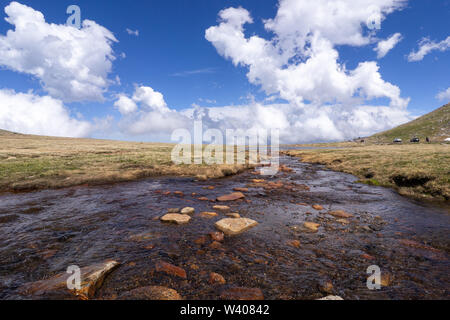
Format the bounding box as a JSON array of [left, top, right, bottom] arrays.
[[0, 1, 118, 102], [436, 87, 450, 102], [408, 36, 450, 62], [375, 33, 402, 58], [0, 89, 91, 137]]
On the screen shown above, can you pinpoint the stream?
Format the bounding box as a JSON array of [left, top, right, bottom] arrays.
[[0, 155, 449, 300]]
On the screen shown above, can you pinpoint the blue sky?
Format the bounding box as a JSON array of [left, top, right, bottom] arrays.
[[0, 0, 449, 142]]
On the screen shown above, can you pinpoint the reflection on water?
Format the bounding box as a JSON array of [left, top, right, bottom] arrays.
[[0, 156, 448, 300]]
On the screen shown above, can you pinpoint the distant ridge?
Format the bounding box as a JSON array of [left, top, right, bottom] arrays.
[[369, 103, 450, 143]]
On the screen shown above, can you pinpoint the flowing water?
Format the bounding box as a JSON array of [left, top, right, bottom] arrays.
[[0, 155, 449, 300]]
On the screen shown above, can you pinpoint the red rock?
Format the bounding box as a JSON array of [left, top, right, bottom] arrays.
[[233, 187, 249, 192], [217, 192, 246, 202], [287, 240, 301, 248], [174, 191, 184, 196], [361, 253, 375, 260], [209, 272, 226, 285], [144, 244, 155, 250], [155, 261, 187, 279], [209, 241, 222, 249], [220, 287, 264, 300], [209, 232, 225, 242], [163, 191, 171, 196]]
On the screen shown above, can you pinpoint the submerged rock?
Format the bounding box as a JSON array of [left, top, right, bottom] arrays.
[[199, 212, 218, 218], [328, 210, 354, 218], [19, 260, 119, 299], [215, 218, 258, 236], [120, 286, 182, 300], [226, 213, 241, 218], [160, 214, 191, 225], [155, 261, 187, 279], [209, 273, 226, 285], [220, 287, 264, 300], [167, 208, 180, 213], [312, 205, 324, 211], [217, 192, 246, 202]]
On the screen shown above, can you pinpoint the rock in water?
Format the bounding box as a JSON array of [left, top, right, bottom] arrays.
[[220, 287, 264, 300], [317, 295, 344, 300], [19, 260, 119, 299], [199, 212, 218, 218], [120, 286, 182, 300], [312, 204, 324, 211], [304, 222, 320, 233], [215, 218, 258, 236], [181, 207, 195, 215], [328, 210, 353, 218], [155, 261, 187, 279], [209, 273, 226, 285], [160, 214, 191, 225], [217, 192, 246, 202], [213, 205, 231, 213]]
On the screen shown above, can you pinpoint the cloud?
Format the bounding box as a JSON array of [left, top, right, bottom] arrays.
[[436, 87, 450, 102], [0, 89, 91, 137], [408, 36, 450, 62], [115, 86, 188, 135], [205, 1, 409, 108], [374, 33, 402, 58], [0, 1, 118, 102], [170, 67, 217, 77], [126, 28, 139, 36]]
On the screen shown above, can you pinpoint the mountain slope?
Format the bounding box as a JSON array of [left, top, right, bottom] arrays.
[[369, 103, 450, 143]]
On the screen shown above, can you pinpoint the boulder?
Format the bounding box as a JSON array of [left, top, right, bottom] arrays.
[[215, 218, 258, 236], [217, 192, 246, 202], [120, 286, 182, 300], [160, 214, 191, 225], [19, 260, 119, 299]]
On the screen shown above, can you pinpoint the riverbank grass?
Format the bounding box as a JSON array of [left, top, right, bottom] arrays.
[[285, 144, 450, 201]]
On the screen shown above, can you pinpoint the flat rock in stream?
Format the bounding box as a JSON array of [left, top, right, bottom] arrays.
[[304, 222, 320, 233], [215, 218, 258, 236], [120, 286, 183, 300], [181, 207, 195, 215], [213, 205, 231, 212], [160, 214, 191, 225], [328, 210, 354, 218], [19, 260, 119, 299], [217, 192, 246, 202]]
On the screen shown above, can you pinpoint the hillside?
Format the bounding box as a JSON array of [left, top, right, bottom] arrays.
[[369, 103, 450, 143]]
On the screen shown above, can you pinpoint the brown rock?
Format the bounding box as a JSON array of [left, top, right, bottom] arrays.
[[220, 287, 264, 300], [217, 192, 246, 202], [155, 261, 187, 279], [328, 210, 354, 218], [194, 236, 208, 245], [213, 205, 231, 212], [160, 214, 191, 225], [215, 218, 258, 236], [319, 281, 334, 294], [304, 222, 320, 233], [181, 207, 195, 215], [233, 187, 249, 192], [226, 213, 241, 218], [209, 272, 226, 285], [252, 179, 266, 183], [199, 212, 218, 218], [209, 232, 225, 242], [381, 273, 392, 287], [174, 191, 184, 196], [209, 241, 222, 249], [19, 260, 119, 299], [312, 204, 324, 211], [120, 286, 182, 300], [167, 208, 180, 213], [198, 197, 210, 201], [287, 240, 301, 248]]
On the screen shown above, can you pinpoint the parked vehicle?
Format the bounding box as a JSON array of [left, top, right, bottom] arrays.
[[410, 137, 420, 143], [393, 138, 402, 143]]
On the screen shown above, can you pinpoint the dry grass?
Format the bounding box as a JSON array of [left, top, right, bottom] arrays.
[[0, 133, 254, 193], [285, 144, 450, 201]]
